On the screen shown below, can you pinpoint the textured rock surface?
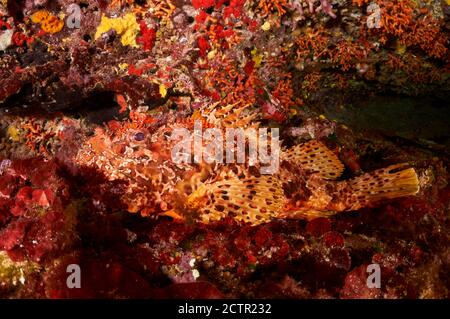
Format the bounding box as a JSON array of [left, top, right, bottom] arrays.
[[0, 0, 449, 298]]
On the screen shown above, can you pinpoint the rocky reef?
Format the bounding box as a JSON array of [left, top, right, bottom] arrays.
[[0, 0, 449, 298]]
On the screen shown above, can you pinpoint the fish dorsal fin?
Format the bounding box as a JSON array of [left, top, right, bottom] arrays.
[[198, 174, 285, 225], [345, 163, 419, 210], [281, 140, 344, 180]]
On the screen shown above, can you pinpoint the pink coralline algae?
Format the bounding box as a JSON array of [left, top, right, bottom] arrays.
[[340, 265, 382, 299], [0, 159, 73, 263], [0, 0, 449, 300]]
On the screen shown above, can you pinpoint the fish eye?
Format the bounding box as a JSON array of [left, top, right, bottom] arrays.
[[134, 132, 145, 141]]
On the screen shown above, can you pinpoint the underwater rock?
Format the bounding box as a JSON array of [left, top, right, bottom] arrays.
[[0, 0, 448, 300]]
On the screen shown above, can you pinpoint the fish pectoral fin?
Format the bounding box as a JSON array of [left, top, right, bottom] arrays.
[[198, 175, 285, 225], [281, 140, 344, 180]]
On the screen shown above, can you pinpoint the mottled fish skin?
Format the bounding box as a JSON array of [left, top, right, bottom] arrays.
[[74, 119, 202, 216], [72, 103, 261, 217], [179, 141, 419, 225]]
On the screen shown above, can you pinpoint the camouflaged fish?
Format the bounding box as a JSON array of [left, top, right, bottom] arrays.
[[71, 103, 420, 225], [172, 140, 419, 224]]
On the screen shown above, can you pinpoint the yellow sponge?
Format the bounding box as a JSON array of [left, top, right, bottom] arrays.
[[94, 13, 140, 48]]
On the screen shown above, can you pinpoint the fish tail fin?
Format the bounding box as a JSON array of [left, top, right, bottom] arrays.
[[344, 163, 419, 210]]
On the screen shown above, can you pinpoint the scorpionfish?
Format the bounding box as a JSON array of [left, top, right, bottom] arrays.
[[72, 103, 420, 225]]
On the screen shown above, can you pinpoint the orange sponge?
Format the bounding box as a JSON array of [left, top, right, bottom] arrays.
[[31, 10, 64, 34]]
